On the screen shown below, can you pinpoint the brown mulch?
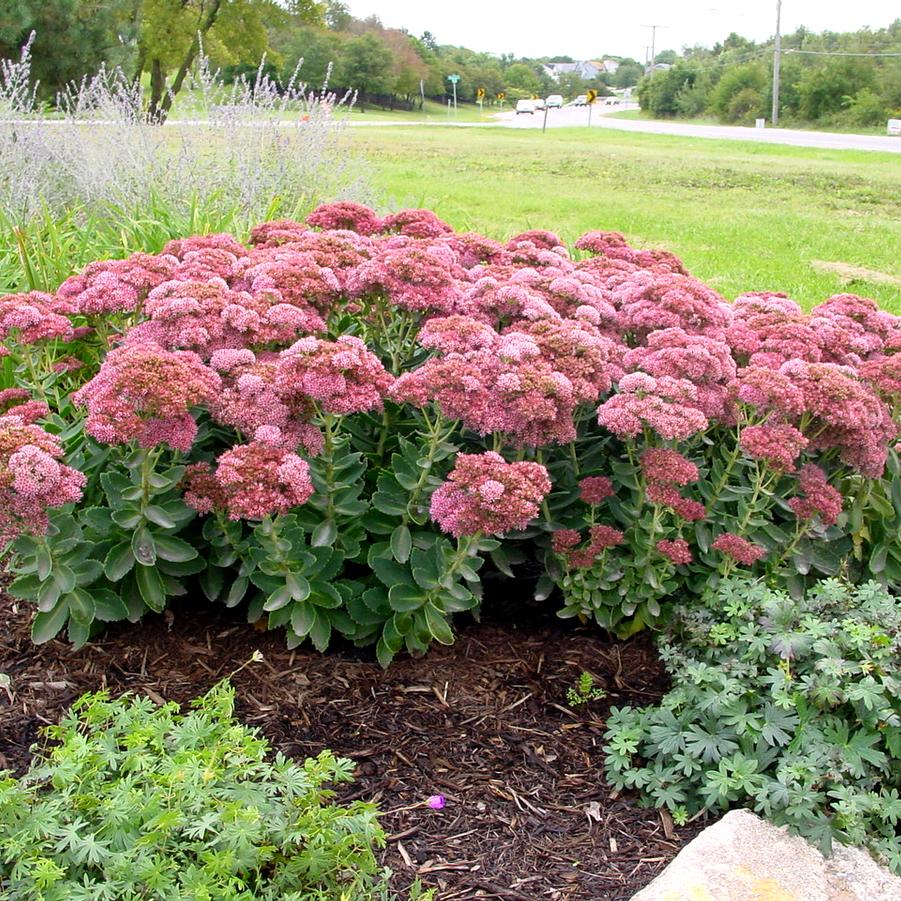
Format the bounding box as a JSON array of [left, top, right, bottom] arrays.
[[0, 590, 709, 900]]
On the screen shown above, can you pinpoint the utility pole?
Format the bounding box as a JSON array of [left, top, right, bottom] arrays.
[[772, 0, 782, 125], [641, 24, 669, 72]]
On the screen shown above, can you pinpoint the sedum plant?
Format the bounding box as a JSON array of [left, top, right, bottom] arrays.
[[0, 203, 899, 662], [0, 680, 393, 900], [604, 577, 901, 873]]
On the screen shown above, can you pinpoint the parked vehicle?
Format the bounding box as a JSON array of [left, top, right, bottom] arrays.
[[546, 94, 564, 109], [573, 94, 588, 107], [533, 97, 546, 110], [515, 99, 536, 115]]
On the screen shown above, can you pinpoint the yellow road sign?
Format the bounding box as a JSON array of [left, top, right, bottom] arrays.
[[586, 89, 598, 104]]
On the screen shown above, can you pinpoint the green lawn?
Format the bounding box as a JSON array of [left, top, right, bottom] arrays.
[[353, 125, 901, 312], [341, 99, 498, 124]]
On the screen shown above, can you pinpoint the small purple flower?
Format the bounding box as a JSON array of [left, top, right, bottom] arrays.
[[426, 794, 446, 810]]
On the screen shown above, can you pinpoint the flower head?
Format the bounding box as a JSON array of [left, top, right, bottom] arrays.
[[712, 532, 766, 566], [429, 451, 550, 537], [276, 336, 393, 414], [58, 253, 180, 315], [739, 424, 808, 471], [788, 464, 843, 526], [640, 448, 699, 486], [72, 342, 220, 451], [656, 538, 693, 565], [381, 208, 453, 239], [0, 415, 85, 543], [579, 476, 614, 504], [306, 201, 383, 236], [0, 292, 74, 345], [209, 443, 314, 520], [598, 374, 708, 441]]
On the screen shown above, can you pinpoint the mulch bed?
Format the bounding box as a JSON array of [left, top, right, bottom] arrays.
[[0, 589, 710, 900]]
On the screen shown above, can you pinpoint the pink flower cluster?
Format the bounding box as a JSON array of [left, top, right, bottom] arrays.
[[0, 414, 85, 542], [183, 442, 314, 520], [347, 240, 465, 315], [429, 451, 551, 537], [788, 463, 843, 526], [276, 336, 393, 415], [58, 252, 179, 316], [72, 342, 221, 451], [306, 201, 383, 236], [656, 538, 693, 565], [391, 339, 579, 447], [739, 423, 808, 471], [623, 328, 736, 419], [552, 523, 626, 569], [712, 532, 767, 566], [597, 373, 709, 441], [640, 448, 706, 521], [640, 448, 699, 486], [579, 476, 614, 504], [0, 292, 75, 346]]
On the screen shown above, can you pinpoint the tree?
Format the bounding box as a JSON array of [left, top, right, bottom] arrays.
[[135, 0, 322, 122], [614, 60, 644, 88], [504, 62, 541, 94], [0, 0, 136, 98], [324, 0, 351, 31], [709, 62, 767, 122], [335, 32, 393, 108]]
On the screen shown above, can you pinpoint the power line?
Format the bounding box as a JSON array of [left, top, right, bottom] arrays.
[[784, 48, 901, 57]]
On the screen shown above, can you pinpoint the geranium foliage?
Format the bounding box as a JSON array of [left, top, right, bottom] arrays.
[[604, 577, 901, 873], [1, 204, 899, 660]]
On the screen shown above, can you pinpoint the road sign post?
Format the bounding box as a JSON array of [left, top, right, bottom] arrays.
[[447, 74, 460, 112], [586, 89, 597, 127]]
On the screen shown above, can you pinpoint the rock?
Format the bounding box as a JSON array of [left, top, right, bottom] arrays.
[[631, 809, 901, 901]]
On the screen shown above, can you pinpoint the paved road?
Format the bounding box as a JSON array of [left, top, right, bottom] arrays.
[[493, 104, 901, 153], [8, 107, 899, 153]]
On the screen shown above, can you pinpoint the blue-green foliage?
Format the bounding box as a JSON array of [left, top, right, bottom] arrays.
[[604, 577, 901, 872]]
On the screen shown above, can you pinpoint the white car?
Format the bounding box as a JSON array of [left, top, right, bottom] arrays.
[[545, 94, 564, 108], [533, 97, 546, 110], [573, 94, 588, 107], [515, 99, 536, 115]]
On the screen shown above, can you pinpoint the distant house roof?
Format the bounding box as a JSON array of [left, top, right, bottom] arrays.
[[545, 60, 602, 80]]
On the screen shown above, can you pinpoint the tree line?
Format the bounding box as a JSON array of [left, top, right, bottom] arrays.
[[638, 20, 901, 127], [0, 0, 643, 118]]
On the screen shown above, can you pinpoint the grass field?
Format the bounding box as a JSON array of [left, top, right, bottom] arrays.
[[353, 125, 901, 312], [342, 99, 496, 123]]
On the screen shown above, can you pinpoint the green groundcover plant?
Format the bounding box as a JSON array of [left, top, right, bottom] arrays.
[[0, 679, 399, 900], [0, 202, 899, 662], [604, 577, 901, 873]]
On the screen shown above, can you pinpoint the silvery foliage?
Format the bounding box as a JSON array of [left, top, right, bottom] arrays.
[[0, 34, 367, 226]]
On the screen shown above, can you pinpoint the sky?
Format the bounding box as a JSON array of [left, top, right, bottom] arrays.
[[344, 0, 900, 62]]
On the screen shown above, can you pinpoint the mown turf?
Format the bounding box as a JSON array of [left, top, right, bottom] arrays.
[[353, 125, 901, 311]]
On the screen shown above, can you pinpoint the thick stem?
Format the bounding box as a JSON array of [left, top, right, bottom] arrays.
[[769, 519, 808, 572], [404, 409, 454, 522], [321, 413, 338, 523]]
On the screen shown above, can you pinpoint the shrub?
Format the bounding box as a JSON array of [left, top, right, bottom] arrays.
[[604, 577, 901, 873], [1, 205, 899, 661], [0, 680, 393, 899]]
